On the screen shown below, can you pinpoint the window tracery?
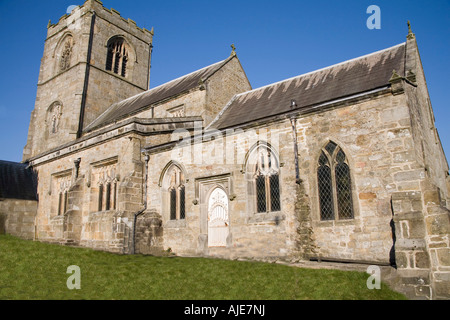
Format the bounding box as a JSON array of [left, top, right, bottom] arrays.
[[106, 37, 129, 77], [163, 164, 186, 220], [59, 38, 73, 71], [247, 144, 281, 213]]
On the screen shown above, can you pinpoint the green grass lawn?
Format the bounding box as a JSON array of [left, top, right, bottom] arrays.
[[0, 234, 406, 300]]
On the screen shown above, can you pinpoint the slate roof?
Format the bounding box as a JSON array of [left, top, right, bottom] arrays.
[[85, 55, 236, 132], [209, 43, 406, 130], [0, 160, 38, 200]]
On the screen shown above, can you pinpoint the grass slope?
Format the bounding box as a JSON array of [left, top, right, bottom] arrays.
[[0, 235, 406, 300]]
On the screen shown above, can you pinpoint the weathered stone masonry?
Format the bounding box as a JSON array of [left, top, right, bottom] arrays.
[[1, 1, 448, 300]]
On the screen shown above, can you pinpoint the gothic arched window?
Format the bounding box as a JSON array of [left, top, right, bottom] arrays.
[[95, 163, 118, 212], [106, 37, 129, 77], [317, 141, 354, 221], [163, 165, 186, 220], [55, 174, 71, 216], [246, 143, 281, 214], [59, 37, 73, 72], [97, 180, 117, 212]]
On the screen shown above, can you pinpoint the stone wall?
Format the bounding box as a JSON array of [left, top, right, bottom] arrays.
[[31, 133, 145, 253], [139, 89, 415, 263], [392, 181, 450, 300], [144, 136, 293, 260], [29, 115, 201, 253], [389, 34, 450, 299], [0, 199, 38, 240], [403, 36, 449, 200], [23, 0, 153, 161], [134, 209, 164, 255], [299, 90, 412, 263]]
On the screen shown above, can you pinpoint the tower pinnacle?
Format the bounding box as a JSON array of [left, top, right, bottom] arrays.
[[407, 20, 415, 40]]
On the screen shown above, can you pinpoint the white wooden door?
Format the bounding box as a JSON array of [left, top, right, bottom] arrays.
[[208, 188, 229, 247]]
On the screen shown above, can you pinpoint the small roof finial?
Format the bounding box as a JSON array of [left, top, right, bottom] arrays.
[[407, 20, 415, 40], [230, 44, 236, 56], [390, 69, 401, 81]]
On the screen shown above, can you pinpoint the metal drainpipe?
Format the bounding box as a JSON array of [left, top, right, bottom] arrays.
[[147, 43, 153, 90], [77, 11, 96, 139], [289, 100, 301, 185], [131, 154, 149, 254]]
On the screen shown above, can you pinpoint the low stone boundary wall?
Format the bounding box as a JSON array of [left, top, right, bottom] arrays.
[[0, 199, 38, 240]]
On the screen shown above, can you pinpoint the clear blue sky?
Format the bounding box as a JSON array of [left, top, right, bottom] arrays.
[[0, 0, 449, 163]]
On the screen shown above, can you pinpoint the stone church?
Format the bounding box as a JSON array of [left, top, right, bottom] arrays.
[[0, 0, 449, 299]]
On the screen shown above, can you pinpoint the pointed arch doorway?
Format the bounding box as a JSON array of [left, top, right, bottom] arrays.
[[207, 187, 229, 247]]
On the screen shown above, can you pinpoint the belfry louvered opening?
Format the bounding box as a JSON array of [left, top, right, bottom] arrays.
[[106, 37, 129, 77]]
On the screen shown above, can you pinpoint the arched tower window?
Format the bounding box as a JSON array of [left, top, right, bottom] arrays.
[[317, 141, 354, 221], [59, 37, 73, 72], [246, 143, 281, 213], [106, 37, 129, 77]]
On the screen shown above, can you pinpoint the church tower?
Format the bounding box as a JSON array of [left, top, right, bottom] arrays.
[[23, 0, 153, 161]]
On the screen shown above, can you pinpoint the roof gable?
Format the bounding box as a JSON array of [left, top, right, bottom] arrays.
[[85, 55, 236, 132]]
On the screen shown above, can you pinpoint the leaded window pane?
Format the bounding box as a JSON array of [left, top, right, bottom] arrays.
[[98, 184, 103, 211], [105, 183, 111, 210], [336, 149, 346, 164], [63, 191, 68, 214], [270, 174, 281, 212], [319, 152, 328, 166], [179, 185, 185, 220], [170, 188, 177, 220], [256, 175, 266, 213], [318, 165, 334, 220], [335, 163, 354, 219], [325, 141, 337, 156], [58, 192, 63, 216], [113, 182, 117, 210]]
